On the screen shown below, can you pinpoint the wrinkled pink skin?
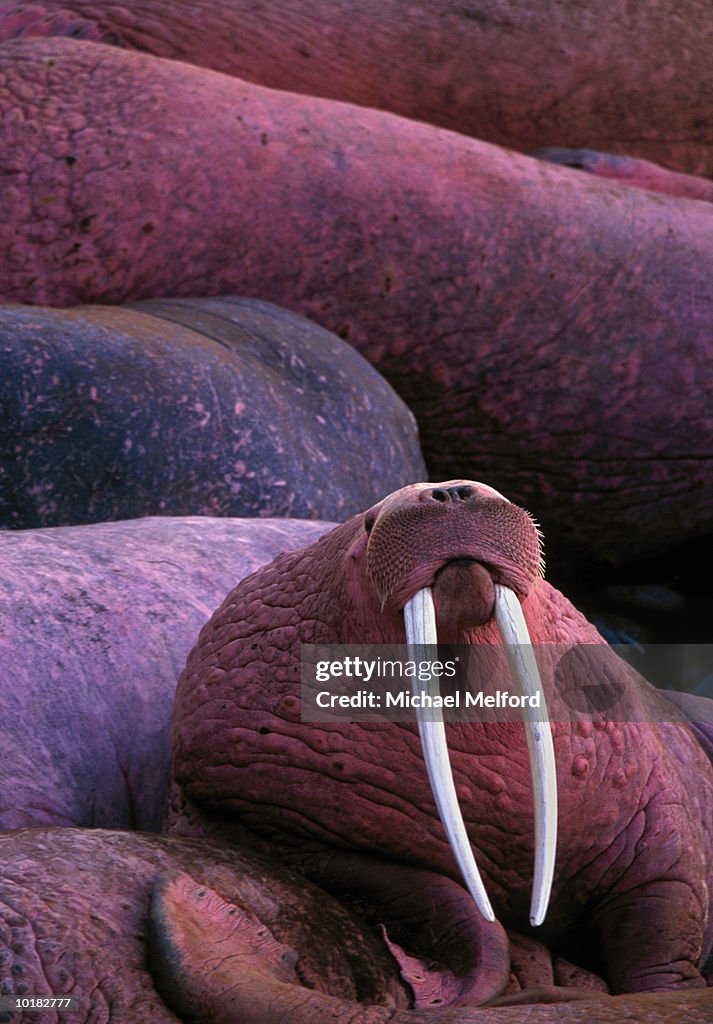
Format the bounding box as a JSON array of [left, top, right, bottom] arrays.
[[0, 827, 410, 1024], [2, 1, 713, 175], [170, 482, 713, 997], [534, 148, 713, 203], [0, 515, 329, 832], [1, 490, 711, 1021], [3, 827, 709, 1024], [1, 40, 713, 572], [150, 870, 713, 1024]]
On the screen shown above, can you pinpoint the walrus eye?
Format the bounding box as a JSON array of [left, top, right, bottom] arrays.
[[364, 512, 376, 535]]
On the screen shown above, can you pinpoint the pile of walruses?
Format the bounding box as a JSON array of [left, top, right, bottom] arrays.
[[1, 3, 712, 1022]]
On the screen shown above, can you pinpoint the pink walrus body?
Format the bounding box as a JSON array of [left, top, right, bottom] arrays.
[[0, 38, 712, 572]]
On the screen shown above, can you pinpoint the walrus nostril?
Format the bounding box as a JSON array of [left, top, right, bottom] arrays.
[[426, 485, 476, 503]]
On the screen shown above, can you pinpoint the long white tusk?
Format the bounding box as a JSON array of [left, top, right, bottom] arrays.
[[494, 584, 558, 927], [403, 587, 495, 922]]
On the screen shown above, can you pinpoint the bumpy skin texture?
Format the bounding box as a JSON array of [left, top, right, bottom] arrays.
[[170, 482, 713, 996], [0, 514, 330, 832], [0, 828, 410, 1024], [3, 829, 708, 1024], [1, 41, 712, 572], [152, 872, 713, 1023], [533, 149, 713, 203], [2, 1, 713, 175], [0, 297, 424, 528]]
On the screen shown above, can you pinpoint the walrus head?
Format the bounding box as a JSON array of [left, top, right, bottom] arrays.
[[360, 481, 554, 925], [172, 480, 557, 928]]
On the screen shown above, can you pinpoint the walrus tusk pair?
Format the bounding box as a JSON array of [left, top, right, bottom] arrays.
[[403, 585, 558, 927]]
